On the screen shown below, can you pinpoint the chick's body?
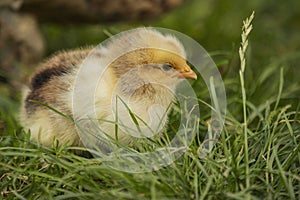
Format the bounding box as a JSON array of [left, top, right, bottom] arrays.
[[20, 28, 197, 147]]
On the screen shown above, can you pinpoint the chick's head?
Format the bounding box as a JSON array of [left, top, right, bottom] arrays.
[[109, 29, 197, 89]]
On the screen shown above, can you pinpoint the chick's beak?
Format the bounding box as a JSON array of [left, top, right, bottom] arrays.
[[176, 62, 197, 79], [180, 70, 197, 80]]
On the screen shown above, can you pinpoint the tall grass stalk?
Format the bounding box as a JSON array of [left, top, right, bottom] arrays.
[[238, 11, 255, 190]]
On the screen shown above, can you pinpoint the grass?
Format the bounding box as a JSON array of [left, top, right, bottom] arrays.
[[1, 14, 300, 200]]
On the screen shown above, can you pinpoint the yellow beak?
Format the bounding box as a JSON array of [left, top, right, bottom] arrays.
[[179, 70, 197, 80]]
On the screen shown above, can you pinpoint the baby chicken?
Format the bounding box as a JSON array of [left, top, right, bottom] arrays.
[[20, 28, 197, 148]]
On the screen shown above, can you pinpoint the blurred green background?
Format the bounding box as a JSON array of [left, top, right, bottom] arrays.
[[42, 0, 300, 65]]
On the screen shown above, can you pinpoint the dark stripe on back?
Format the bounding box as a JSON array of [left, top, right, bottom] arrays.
[[30, 67, 69, 90], [29, 49, 92, 90], [24, 49, 93, 114]]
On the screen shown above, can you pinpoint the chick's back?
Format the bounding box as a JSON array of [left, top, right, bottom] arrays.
[[20, 48, 92, 147]]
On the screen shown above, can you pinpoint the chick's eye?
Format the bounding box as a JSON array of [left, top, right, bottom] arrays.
[[162, 64, 173, 71]]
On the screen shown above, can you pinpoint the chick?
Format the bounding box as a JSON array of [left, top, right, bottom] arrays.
[[20, 28, 197, 147]]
